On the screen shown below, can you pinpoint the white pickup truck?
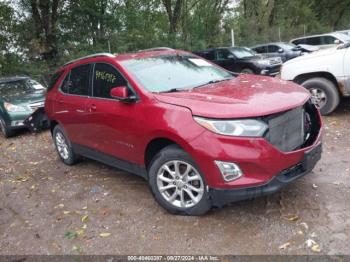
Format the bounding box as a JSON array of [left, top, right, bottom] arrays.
[[281, 42, 350, 115]]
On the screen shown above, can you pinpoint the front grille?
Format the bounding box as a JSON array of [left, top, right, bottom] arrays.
[[265, 106, 305, 152], [28, 101, 45, 111]]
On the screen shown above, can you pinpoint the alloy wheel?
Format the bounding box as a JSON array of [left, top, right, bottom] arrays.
[[55, 132, 69, 160], [156, 160, 204, 208]]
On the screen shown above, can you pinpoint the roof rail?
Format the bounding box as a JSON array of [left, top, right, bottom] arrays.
[[63, 53, 115, 66], [137, 47, 174, 52]]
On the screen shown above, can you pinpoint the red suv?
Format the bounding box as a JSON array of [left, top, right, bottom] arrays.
[[45, 48, 322, 215]]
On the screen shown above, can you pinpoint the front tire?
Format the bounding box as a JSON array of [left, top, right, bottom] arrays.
[[302, 77, 340, 115], [0, 118, 13, 138], [53, 125, 79, 165], [241, 68, 254, 74], [148, 145, 211, 215]]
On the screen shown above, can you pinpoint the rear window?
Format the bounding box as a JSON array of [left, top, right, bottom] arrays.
[[47, 71, 64, 91]]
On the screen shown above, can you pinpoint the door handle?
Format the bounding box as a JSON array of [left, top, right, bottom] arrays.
[[89, 104, 97, 112]]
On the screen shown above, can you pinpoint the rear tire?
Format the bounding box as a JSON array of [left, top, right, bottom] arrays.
[[0, 118, 13, 138], [53, 125, 79, 165], [302, 77, 340, 115], [148, 145, 211, 216]]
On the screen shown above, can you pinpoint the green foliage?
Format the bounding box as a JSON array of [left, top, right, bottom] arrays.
[[1, 0, 350, 79]]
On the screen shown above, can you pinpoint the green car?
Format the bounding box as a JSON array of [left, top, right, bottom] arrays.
[[0, 76, 46, 138]]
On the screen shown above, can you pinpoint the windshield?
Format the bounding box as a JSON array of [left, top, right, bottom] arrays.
[[121, 55, 233, 92], [334, 32, 350, 43], [229, 47, 255, 59], [0, 79, 45, 97]]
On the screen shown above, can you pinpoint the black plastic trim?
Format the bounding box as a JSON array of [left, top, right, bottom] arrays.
[[72, 143, 148, 179]]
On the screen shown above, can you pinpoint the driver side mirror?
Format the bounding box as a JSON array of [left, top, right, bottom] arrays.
[[334, 39, 341, 45], [110, 86, 137, 103], [278, 48, 284, 53], [227, 54, 235, 59]]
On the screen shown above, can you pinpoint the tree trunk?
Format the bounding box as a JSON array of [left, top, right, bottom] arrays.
[[29, 0, 61, 61]]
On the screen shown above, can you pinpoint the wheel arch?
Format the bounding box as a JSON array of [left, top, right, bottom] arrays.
[[143, 130, 198, 170], [293, 72, 342, 96]]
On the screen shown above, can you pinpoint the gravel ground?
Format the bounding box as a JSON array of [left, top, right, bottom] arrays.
[[1, 99, 350, 256]]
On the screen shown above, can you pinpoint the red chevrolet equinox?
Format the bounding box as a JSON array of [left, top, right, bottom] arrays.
[[45, 48, 322, 215]]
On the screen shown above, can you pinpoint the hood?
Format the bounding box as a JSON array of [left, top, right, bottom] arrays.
[[154, 75, 310, 118], [239, 55, 267, 62], [285, 47, 338, 65], [1, 90, 45, 106]]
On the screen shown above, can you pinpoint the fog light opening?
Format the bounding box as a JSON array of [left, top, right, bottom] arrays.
[[215, 161, 243, 182]]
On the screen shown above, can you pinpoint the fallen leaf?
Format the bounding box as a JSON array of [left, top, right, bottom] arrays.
[[282, 214, 299, 221], [76, 229, 85, 235], [72, 245, 80, 252], [279, 242, 290, 250], [56, 204, 64, 208], [82, 206, 87, 210], [82, 224, 87, 229], [312, 184, 318, 189], [312, 244, 321, 253], [300, 222, 309, 230], [64, 231, 78, 240], [99, 232, 111, 237], [305, 239, 316, 247], [81, 215, 89, 223], [63, 211, 71, 215]]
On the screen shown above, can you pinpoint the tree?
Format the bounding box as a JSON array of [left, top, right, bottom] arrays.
[[27, 0, 64, 61]]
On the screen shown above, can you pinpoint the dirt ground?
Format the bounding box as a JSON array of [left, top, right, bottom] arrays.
[[1, 99, 350, 256]]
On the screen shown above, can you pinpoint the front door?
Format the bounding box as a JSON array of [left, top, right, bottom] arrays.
[[84, 63, 140, 162], [214, 49, 238, 72]]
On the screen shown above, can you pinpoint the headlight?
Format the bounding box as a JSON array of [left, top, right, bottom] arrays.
[[194, 116, 268, 137], [4, 102, 27, 112], [257, 60, 270, 66]]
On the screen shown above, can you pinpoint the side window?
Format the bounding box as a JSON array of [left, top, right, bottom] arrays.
[[268, 45, 280, 53], [203, 52, 215, 60], [253, 46, 267, 53], [306, 37, 321, 45], [292, 39, 305, 45], [69, 64, 91, 96], [322, 36, 337, 45], [93, 63, 127, 99], [216, 49, 231, 60]]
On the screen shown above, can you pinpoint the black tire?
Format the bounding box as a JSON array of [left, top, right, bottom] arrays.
[[241, 68, 254, 74], [302, 77, 340, 115], [0, 118, 13, 138], [148, 145, 212, 216], [53, 125, 79, 165]]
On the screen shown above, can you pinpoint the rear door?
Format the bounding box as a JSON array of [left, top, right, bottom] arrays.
[[53, 64, 91, 145]]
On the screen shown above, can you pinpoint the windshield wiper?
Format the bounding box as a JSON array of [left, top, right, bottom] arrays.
[[159, 88, 188, 93], [193, 78, 232, 89]]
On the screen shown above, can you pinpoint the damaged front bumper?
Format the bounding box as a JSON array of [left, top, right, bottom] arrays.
[[24, 107, 50, 132], [210, 142, 322, 207]]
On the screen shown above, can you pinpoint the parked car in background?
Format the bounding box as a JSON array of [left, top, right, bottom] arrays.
[[336, 29, 350, 37], [290, 32, 350, 49], [194, 47, 282, 76], [251, 42, 304, 62], [0, 76, 45, 137], [36, 49, 322, 215], [281, 42, 350, 115]]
